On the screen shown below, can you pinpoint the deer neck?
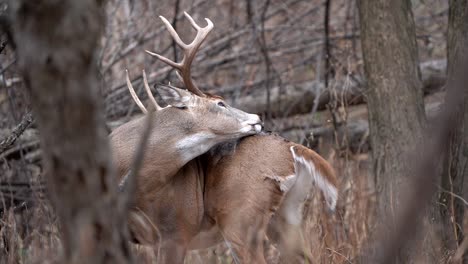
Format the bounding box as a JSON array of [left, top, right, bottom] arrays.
[[173, 131, 219, 164]]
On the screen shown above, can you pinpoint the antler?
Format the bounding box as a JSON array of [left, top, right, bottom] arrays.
[[126, 69, 163, 113], [145, 12, 214, 97]]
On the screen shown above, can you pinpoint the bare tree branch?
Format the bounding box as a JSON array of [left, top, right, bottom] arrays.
[[0, 112, 33, 154]]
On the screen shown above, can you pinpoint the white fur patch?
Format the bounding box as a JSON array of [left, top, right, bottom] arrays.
[[279, 146, 338, 226], [239, 114, 262, 133], [239, 125, 255, 133], [290, 146, 338, 210], [175, 132, 217, 163], [291, 146, 338, 210]]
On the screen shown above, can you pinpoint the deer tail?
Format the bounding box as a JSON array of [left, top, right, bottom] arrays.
[[279, 145, 338, 225]]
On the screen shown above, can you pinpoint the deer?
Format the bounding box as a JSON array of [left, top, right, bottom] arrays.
[[116, 12, 339, 264], [109, 12, 263, 193]]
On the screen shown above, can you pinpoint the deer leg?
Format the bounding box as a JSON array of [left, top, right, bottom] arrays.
[[127, 210, 191, 263], [267, 215, 313, 264], [222, 231, 267, 264], [217, 216, 269, 264], [128, 210, 160, 245], [154, 240, 186, 264]]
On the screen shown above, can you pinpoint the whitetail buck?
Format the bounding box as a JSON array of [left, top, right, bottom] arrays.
[[117, 13, 338, 264], [109, 11, 262, 252]]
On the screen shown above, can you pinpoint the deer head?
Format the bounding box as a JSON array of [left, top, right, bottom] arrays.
[[112, 12, 262, 192]]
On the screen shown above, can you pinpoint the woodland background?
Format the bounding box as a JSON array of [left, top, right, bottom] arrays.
[[0, 0, 466, 263]]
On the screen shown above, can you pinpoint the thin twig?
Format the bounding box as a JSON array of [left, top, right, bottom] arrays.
[[440, 188, 468, 207], [0, 112, 34, 155], [324, 0, 332, 88]]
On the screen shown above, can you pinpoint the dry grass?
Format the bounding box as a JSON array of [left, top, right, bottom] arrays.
[[0, 201, 60, 264], [0, 148, 375, 264]]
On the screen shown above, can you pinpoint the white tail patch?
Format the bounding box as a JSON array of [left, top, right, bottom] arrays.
[[279, 146, 338, 225]]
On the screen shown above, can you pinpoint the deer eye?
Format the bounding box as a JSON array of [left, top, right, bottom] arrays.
[[217, 101, 226, 108]]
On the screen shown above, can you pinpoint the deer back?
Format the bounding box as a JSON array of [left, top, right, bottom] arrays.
[[196, 134, 338, 250], [203, 134, 337, 223]]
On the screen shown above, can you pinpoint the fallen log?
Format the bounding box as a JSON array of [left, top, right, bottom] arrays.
[[279, 99, 443, 154], [226, 59, 446, 117]]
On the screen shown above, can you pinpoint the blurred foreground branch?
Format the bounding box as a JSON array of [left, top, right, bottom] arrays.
[[370, 51, 467, 264], [9, 0, 132, 263]]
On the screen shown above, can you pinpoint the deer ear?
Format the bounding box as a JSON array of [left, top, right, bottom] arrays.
[[156, 84, 192, 108]]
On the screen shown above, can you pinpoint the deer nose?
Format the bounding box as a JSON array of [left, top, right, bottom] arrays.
[[254, 123, 263, 133], [247, 114, 262, 125], [249, 114, 263, 132], [241, 114, 263, 133]]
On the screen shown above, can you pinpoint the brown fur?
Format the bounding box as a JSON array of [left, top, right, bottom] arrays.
[[129, 159, 205, 263], [122, 133, 338, 263], [110, 108, 198, 193]]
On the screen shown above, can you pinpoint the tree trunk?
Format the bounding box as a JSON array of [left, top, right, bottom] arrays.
[[439, 0, 468, 259], [9, 1, 131, 263], [357, 0, 427, 262]]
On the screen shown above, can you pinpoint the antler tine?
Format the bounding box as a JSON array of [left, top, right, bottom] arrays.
[[145, 12, 214, 98], [145, 50, 181, 70], [183, 12, 214, 35], [142, 70, 163, 111], [126, 70, 148, 114], [175, 71, 184, 83], [158, 15, 188, 49]]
